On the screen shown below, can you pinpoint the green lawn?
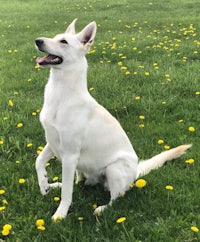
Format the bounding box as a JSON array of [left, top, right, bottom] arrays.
[[0, 0, 199, 241]]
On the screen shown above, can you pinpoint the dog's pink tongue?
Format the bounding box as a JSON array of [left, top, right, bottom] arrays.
[[36, 56, 53, 64], [36, 56, 47, 64]]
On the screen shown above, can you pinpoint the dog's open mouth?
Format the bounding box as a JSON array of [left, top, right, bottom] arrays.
[[36, 54, 63, 65]]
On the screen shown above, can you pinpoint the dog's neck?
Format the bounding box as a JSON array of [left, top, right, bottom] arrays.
[[48, 56, 89, 96]]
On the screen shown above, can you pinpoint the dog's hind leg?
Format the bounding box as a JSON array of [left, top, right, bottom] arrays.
[[36, 143, 55, 195], [94, 158, 137, 216]]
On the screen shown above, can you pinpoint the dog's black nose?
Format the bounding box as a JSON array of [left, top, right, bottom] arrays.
[[35, 38, 44, 47]]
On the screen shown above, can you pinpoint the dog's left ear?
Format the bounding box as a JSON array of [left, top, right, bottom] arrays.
[[77, 21, 97, 51], [66, 18, 77, 34]]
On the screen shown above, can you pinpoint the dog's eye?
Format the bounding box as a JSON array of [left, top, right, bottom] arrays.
[[60, 39, 68, 44]]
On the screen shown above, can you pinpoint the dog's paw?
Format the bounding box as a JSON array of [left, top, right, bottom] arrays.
[[93, 205, 107, 216], [39, 179, 50, 195], [52, 208, 67, 222]]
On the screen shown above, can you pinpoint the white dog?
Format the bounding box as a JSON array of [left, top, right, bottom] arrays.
[[35, 19, 191, 220]]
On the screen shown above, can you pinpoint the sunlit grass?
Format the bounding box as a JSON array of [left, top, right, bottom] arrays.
[[0, 0, 199, 241]]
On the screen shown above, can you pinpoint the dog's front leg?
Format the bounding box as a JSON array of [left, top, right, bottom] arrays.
[[35, 143, 54, 195], [52, 154, 78, 220]]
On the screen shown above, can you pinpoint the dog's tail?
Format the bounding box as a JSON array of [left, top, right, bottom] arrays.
[[137, 144, 192, 178]]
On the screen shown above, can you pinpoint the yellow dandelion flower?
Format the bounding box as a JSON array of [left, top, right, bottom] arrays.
[[2, 199, 8, 205], [54, 197, 60, 202], [129, 183, 134, 188], [139, 124, 145, 128], [8, 99, 14, 107], [17, 123, 23, 128], [116, 217, 126, 223], [188, 126, 195, 132], [3, 224, 12, 231], [53, 215, 62, 222], [36, 219, 45, 227], [37, 225, 46, 230], [164, 145, 170, 150], [165, 185, 173, 190], [135, 96, 140, 100], [19, 178, 26, 184], [121, 66, 127, 70], [185, 159, 194, 164], [0, 140, 3, 145], [32, 112, 37, 116], [144, 71, 150, 76], [78, 217, 84, 221], [191, 226, 199, 233], [158, 139, 164, 145], [178, 119, 184, 123], [89, 87, 95, 92], [93, 204, 97, 209], [139, 115, 145, 120], [125, 71, 130, 75], [135, 179, 147, 188], [0, 206, 6, 211], [196, 91, 200, 95], [27, 143, 33, 148], [53, 176, 59, 182], [0, 189, 5, 195], [1, 228, 10, 236]]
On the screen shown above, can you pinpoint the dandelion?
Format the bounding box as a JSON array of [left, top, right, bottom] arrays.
[[0, 189, 5, 195], [27, 143, 33, 148], [129, 183, 134, 188], [116, 217, 126, 223], [188, 126, 195, 132], [135, 179, 147, 188], [144, 71, 150, 76], [0, 206, 6, 211], [185, 159, 194, 164], [139, 124, 144, 128], [0, 140, 3, 145], [36, 219, 45, 227], [53, 215, 62, 222], [191, 226, 199, 233], [54, 197, 60, 202], [32, 112, 37, 116], [1, 224, 12, 236], [164, 145, 170, 150], [78, 217, 84, 221], [165, 185, 173, 190], [37, 225, 46, 231], [93, 204, 97, 210], [53, 176, 59, 182], [17, 123, 23, 128], [135, 96, 140, 100], [19, 178, 26, 184], [8, 100, 13, 107], [178, 119, 184, 123], [139, 115, 145, 120], [158, 139, 164, 145], [2, 199, 8, 205], [196, 91, 200, 95], [89, 87, 94, 92]]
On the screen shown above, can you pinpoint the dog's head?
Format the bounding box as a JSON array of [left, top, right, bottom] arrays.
[[35, 19, 97, 68]]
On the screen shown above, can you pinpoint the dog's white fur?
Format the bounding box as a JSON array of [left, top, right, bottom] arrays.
[[35, 19, 191, 220]]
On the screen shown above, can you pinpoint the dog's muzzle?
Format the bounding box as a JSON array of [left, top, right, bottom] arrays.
[[35, 38, 63, 66]]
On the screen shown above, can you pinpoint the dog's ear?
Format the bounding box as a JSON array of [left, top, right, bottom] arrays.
[[66, 18, 77, 34], [77, 21, 97, 51]]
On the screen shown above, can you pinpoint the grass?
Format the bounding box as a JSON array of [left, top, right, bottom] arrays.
[[0, 0, 199, 241]]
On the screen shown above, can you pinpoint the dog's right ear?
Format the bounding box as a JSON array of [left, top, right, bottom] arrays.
[[77, 21, 97, 51], [65, 18, 77, 34]]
